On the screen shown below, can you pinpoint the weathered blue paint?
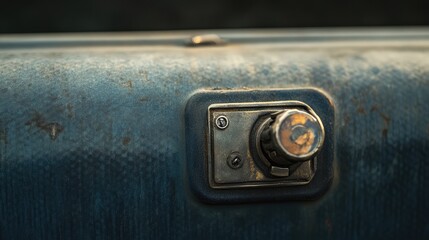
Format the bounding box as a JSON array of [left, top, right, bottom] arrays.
[[0, 29, 428, 239]]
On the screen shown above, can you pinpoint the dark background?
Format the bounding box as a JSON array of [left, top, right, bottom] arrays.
[[1, 0, 429, 33]]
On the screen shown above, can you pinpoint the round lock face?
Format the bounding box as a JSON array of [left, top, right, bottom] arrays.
[[273, 110, 324, 160]]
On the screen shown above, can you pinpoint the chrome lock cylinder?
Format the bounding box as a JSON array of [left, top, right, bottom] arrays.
[[254, 109, 325, 177]]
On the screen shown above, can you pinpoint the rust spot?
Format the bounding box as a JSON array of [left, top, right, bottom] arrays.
[[289, 114, 307, 125], [371, 106, 391, 125], [371, 105, 391, 138], [357, 106, 366, 114], [121, 80, 133, 90], [351, 98, 366, 114], [248, 151, 265, 180], [25, 113, 64, 140], [280, 113, 316, 156], [122, 137, 131, 145]]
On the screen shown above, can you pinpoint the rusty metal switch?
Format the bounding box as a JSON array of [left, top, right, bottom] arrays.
[[257, 108, 325, 177]]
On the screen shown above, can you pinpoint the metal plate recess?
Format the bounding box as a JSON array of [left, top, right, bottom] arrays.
[[185, 89, 334, 203]]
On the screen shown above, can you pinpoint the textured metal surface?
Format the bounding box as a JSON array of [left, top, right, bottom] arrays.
[[0, 29, 429, 239]]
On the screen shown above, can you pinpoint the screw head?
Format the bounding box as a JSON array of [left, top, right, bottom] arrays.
[[227, 152, 243, 169], [215, 115, 229, 130]]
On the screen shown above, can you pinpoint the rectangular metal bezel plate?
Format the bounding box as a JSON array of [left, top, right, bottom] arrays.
[[208, 101, 316, 189]]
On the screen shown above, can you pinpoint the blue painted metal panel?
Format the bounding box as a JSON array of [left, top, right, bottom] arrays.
[[0, 29, 428, 239]]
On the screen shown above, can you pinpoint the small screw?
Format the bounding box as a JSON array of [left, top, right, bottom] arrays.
[[227, 152, 243, 169], [215, 115, 229, 130], [231, 157, 240, 166]]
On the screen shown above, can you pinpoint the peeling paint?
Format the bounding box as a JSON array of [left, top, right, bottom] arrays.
[[25, 113, 64, 140]]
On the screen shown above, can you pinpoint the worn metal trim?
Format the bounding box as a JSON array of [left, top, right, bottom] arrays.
[[207, 100, 317, 189], [185, 88, 335, 203]]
